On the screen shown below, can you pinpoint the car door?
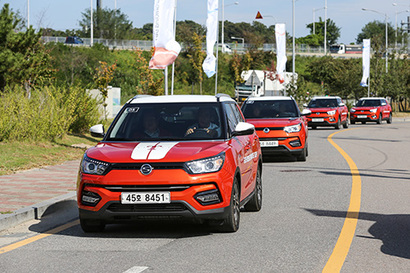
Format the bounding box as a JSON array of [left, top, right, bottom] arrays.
[[224, 103, 254, 200]]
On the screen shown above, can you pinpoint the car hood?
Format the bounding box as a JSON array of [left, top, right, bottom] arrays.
[[85, 141, 228, 163], [246, 118, 301, 128]]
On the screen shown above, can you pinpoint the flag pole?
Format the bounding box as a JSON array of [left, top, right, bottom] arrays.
[[171, 0, 177, 95], [215, 2, 220, 95]]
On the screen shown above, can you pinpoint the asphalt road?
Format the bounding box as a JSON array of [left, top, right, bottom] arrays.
[[1, 121, 409, 273]]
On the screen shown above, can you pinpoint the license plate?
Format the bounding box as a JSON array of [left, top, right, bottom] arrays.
[[312, 118, 324, 122], [357, 115, 367, 118], [260, 140, 279, 147], [121, 192, 170, 204]]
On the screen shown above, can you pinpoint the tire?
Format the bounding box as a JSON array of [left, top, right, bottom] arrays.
[[80, 217, 105, 233], [219, 177, 240, 232], [343, 118, 349, 128], [387, 113, 392, 124], [376, 114, 382, 124], [351, 120, 355, 125], [296, 145, 307, 161], [311, 126, 317, 130], [334, 118, 341, 130], [305, 142, 309, 157], [244, 165, 262, 212], [361, 121, 366, 124]]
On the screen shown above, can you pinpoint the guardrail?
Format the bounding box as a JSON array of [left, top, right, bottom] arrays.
[[41, 37, 408, 55]]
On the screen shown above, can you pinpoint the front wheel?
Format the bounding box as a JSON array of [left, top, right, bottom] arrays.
[[377, 114, 382, 124], [334, 118, 341, 130], [296, 145, 307, 161], [387, 113, 392, 124], [244, 165, 262, 212], [80, 217, 105, 233], [219, 177, 240, 232], [343, 118, 349, 128]]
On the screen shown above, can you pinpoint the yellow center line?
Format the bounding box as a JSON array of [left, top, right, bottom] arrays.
[[323, 129, 361, 273], [0, 219, 79, 255]]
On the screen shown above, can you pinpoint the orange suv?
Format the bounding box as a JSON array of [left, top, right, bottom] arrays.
[[241, 96, 310, 161], [77, 94, 262, 232], [304, 96, 349, 129], [350, 97, 392, 124]]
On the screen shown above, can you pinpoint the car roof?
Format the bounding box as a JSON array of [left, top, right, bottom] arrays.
[[311, 96, 340, 99], [128, 94, 235, 104], [358, 97, 385, 100], [245, 96, 294, 101]]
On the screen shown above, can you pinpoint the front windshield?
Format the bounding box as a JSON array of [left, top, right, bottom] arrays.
[[307, 98, 338, 108], [242, 100, 299, 118], [356, 99, 381, 107], [107, 103, 225, 141]]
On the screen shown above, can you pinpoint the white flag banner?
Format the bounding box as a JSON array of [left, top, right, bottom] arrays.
[[360, 39, 370, 87], [202, 0, 218, 78], [275, 23, 286, 84], [149, 0, 181, 69]]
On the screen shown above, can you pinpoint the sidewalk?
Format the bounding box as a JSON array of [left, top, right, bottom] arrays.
[[0, 160, 80, 231]]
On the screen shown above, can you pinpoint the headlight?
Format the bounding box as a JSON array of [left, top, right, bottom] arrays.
[[350, 109, 356, 113], [81, 155, 110, 175], [370, 108, 377, 113], [327, 110, 336, 115], [186, 153, 225, 174], [284, 124, 302, 133]]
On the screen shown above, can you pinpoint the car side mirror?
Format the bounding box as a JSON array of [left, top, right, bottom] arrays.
[[301, 109, 312, 116], [339, 103, 345, 107], [381, 102, 387, 106], [303, 103, 308, 108], [90, 124, 105, 138], [232, 122, 255, 136]]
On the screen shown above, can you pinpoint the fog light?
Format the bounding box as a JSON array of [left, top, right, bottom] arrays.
[[81, 191, 101, 206], [289, 140, 301, 147], [194, 190, 221, 205], [329, 117, 335, 122]]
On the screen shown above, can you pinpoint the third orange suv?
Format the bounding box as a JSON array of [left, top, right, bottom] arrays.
[[304, 96, 349, 129]]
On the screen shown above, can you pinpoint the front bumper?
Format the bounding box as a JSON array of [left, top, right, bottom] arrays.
[[79, 200, 230, 223]]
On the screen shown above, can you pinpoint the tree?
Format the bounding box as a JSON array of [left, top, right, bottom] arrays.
[[79, 8, 133, 40], [94, 61, 117, 119], [356, 20, 395, 47], [186, 33, 205, 94], [0, 4, 53, 94], [306, 17, 341, 45]]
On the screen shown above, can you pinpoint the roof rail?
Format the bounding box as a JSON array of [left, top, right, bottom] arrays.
[[215, 93, 231, 102], [125, 94, 152, 104]]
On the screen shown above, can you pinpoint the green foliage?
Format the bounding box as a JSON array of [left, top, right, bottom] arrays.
[[305, 17, 341, 45], [356, 20, 395, 47], [79, 8, 133, 40], [0, 4, 53, 92], [0, 85, 100, 141]]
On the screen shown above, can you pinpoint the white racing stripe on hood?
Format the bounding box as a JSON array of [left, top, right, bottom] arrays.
[[131, 142, 179, 160]]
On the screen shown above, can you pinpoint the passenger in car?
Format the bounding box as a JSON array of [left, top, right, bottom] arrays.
[[185, 107, 221, 137], [135, 110, 170, 139]]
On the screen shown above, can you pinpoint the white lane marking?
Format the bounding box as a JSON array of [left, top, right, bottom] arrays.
[[148, 141, 179, 160], [123, 266, 149, 273]]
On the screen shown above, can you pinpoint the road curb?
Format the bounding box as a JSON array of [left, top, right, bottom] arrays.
[[0, 191, 76, 232]]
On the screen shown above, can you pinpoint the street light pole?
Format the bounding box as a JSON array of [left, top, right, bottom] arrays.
[[221, 1, 239, 53], [324, 0, 327, 55], [27, 0, 29, 29], [312, 7, 325, 35], [91, 0, 94, 46], [292, 0, 295, 76], [362, 8, 389, 73]]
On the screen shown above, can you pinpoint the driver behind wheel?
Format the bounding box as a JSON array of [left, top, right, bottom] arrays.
[[185, 107, 220, 137]]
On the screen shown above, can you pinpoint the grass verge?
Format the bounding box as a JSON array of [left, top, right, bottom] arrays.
[[0, 134, 100, 176]]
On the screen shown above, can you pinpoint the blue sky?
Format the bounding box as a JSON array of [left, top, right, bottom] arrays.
[[4, 0, 410, 44]]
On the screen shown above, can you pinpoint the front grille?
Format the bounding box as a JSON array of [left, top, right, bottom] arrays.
[[256, 127, 284, 131], [110, 162, 185, 171], [85, 184, 191, 192], [107, 203, 187, 212]]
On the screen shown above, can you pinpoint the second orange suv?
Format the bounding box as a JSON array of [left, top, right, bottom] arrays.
[[241, 96, 310, 161], [350, 97, 392, 124]]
